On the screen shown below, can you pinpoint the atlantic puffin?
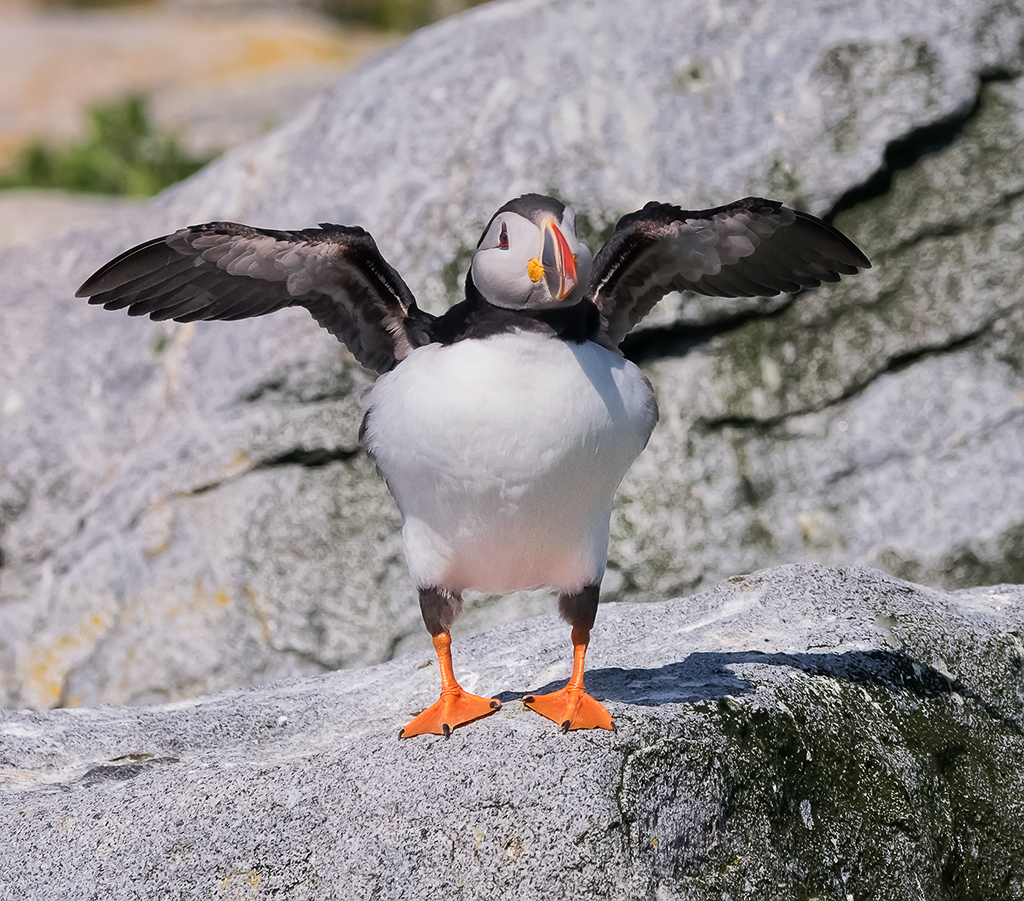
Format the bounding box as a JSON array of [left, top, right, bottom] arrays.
[[77, 194, 870, 737]]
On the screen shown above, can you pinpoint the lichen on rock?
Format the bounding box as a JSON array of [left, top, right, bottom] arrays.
[[2, 565, 1022, 898]]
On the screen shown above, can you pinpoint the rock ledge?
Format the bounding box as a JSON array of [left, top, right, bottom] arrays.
[[2, 564, 1022, 900]]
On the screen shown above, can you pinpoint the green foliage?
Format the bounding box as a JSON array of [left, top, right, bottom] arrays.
[[321, 0, 488, 32], [36, 0, 140, 7], [322, 0, 428, 31], [0, 96, 217, 197]]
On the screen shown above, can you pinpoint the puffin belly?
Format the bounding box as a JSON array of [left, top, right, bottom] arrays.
[[363, 332, 658, 594]]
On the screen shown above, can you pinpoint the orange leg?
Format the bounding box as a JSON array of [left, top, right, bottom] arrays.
[[524, 625, 613, 732], [399, 633, 501, 738]]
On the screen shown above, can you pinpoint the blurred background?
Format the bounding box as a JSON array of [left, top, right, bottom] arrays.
[[0, 0, 488, 250], [3, 0, 1022, 711]]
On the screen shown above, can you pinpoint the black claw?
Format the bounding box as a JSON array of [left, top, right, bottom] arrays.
[[560, 720, 571, 733], [398, 728, 406, 739], [489, 699, 501, 709], [523, 695, 535, 703], [442, 723, 451, 739]]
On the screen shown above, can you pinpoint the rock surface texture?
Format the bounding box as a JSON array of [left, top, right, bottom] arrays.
[[2, 0, 1024, 708], [2, 566, 1023, 899]]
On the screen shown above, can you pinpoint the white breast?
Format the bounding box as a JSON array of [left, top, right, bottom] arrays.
[[362, 331, 658, 595]]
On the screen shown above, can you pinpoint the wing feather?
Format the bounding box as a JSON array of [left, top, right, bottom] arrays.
[[589, 198, 870, 346], [77, 221, 430, 373]]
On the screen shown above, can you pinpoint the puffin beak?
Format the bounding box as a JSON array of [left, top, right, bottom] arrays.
[[540, 219, 578, 300]]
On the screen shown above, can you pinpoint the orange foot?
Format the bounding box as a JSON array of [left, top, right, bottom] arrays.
[[524, 685, 614, 733], [400, 689, 501, 739]]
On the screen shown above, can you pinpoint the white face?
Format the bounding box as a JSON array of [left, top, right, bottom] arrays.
[[471, 208, 593, 310]]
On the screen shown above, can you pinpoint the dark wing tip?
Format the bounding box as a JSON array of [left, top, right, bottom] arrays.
[[76, 234, 180, 298], [791, 209, 871, 271]]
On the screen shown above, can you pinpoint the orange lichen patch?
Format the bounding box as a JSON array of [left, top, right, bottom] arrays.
[[142, 540, 170, 560], [145, 578, 234, 627], [242, 586, 275, 644], [20, 610, 112, 708], [161, 323, 195, 400], [217, 870, 261, 901], [189, 577, 235, 617], [138, 500, 174, 560]]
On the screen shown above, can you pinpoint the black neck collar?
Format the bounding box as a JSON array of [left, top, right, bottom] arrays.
[[418, 273, 600, 346]]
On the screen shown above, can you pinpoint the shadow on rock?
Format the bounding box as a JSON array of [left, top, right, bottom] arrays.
[[500, 648, 1021, 732], [495, 655, 754, 706]]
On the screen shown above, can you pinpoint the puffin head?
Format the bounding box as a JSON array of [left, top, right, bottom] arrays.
[[470, 194, 593, 310]]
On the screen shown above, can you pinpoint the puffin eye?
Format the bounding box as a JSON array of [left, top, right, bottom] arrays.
[[498, 222, 509, 250]]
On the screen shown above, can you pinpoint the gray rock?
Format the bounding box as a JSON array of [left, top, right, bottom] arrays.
[[0, 190, 145, 254], [613, 74, 1024, 602], [2, 565, 1023, 899], [3, 0, 1024, 708]]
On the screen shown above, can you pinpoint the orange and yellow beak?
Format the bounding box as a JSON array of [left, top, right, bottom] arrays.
[[528, 219, 578, 300]]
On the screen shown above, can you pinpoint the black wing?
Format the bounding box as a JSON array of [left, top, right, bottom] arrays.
[[589, 197, 871, 347], [76, 221, 431, 373]]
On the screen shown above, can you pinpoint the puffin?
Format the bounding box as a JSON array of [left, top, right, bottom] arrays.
[[76, 193, 870, 737]]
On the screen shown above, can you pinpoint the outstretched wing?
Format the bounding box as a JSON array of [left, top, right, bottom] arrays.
[[589, 197, 871, 347], [76, 221, 429, 373]]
